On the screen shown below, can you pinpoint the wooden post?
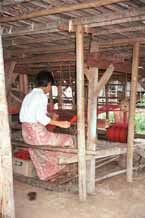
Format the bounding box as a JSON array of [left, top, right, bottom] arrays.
[[96, 64, 114, 96], [0, 35, 15, 217], [5, 61, 16, 96], [122, 76, 127, 100], [127, 42, 140, 182], [19, 74, 24, 93], [58, 83, 63, 109], [76, 25, 87, 200], [23, 74, 28, 94], [105, 84, 109, 119], [49, 88, 54, 111], [87, 67, 98, 193]]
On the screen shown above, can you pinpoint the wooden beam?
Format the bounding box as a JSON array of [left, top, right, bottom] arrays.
[[58, 146, 127, 164], [8, 54, 76, 64], [127, 42, 140, 182], [0, 0, 32, 6], [2, 22, 64, 37], [4, 34, 71, 47], [0, 34, 15, 218], [19, 74, 24, 93], [58, 8, 145, 33], [5, 61, 16, 95], [0, 0, 126, 23], [94, 25, 145, 37], [6, 53, 131, 74], [96, 164, 145, 182], [2, 7, 145, 38], [23, 74, 28, 94], [97, 37, 145, 48], [87, 67, 98, 194], [96, 64, 114, 95], [48, 88, 54, 111], [58, 83, 63, 109], [5, 44, 76, 56], [105, 84, 109, 119], [76, 25, 86, 201], [87, 56, 131, 73], [72, 7, 145, 27]]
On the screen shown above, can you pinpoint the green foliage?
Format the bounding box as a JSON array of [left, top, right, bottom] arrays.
[[98, 111, 115, 123], [109, 112, 115, 123], [135, 113, 145, 134], [137, 93, 145, 106]]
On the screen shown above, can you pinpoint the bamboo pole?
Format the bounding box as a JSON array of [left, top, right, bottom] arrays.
[[127, 42, 140, 182], [76, 25, 87, 201], [86, 67, 98, 194], [0, 34, 15, 218]]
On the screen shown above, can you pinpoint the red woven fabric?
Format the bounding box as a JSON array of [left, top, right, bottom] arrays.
[[14, 150, 30, 160]]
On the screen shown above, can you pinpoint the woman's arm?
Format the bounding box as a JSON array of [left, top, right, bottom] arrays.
[[48, 120, 71, 128]]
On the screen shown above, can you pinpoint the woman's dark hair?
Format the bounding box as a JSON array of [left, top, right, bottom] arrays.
[[35, 70, 54, 87]]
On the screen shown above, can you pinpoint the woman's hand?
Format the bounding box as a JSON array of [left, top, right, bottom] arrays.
[[59, 121, 71, 128]]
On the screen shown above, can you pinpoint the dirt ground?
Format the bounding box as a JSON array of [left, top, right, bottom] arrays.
[[14, 171, 145, 218]]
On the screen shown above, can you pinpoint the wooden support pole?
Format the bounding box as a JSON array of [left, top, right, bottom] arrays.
[[23, 74, 28, 94], [6, 61, 16, 96], [96, 64, 114, 96], [0, 35, 15, 218], [122, 74, 127, 100], [49, 88, 54, 111], [105, 85, 109, 119], [58, 83, 63, 109], [76, 25, 87, 201], [19, 74, 24, 93], [127, 42, 140, 182], [87, 67, 98, 194]]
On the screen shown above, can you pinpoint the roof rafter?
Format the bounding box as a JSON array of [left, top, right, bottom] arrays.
[[0, 0, 126, 23], [2, 7, 145, 38], [72, 7, 145, 27], [0, 0, 32, 7]]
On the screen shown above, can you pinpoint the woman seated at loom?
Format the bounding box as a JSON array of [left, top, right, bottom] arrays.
[[19, 70, 75, 181]]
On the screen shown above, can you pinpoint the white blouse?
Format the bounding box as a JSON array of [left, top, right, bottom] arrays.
[[19, 88, 51, 126]]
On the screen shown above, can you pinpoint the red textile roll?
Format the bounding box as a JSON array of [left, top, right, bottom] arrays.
[[119, 127, 128, 143], [114, 126, 120, 142], [107, 125, 116, 141], [107, 124, 128, 143]]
